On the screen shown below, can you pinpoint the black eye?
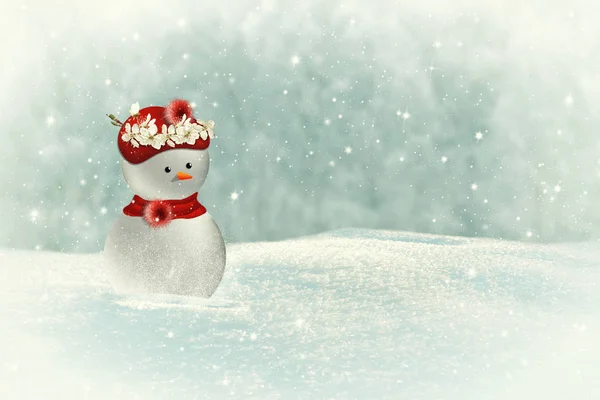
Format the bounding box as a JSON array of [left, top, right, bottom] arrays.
[[164, 167, 171, 173], [186, 162, 192, 169]]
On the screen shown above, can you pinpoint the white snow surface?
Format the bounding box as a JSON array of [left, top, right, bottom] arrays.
[[1, 229, 599, 399]]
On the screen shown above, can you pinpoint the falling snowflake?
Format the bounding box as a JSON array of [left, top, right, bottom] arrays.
[[29, 209, 39, 222], [564, 95, 573, 106], [441, 156, 448, 163], [471, 183, 478, 191], [46, 116, 55, 126], [344, 146, 352, 154], [291, 55, 300, 65], [230, 192, 239, 201], [475, 131, 483, 141]]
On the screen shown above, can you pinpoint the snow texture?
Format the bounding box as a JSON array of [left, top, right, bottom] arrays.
[[1, 229, 599, 399], [2, 0, 600, 253], [104, 213, 226, 298]]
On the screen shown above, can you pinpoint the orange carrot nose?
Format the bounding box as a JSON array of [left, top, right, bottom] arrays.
[[176, 172, 193, 180]]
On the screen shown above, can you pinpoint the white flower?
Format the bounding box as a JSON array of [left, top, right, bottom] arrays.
[[193, 124, 207, 141], [123, 123, 141, 143], [173, 127, 185, 144], [161, 124, 176, 147], [205, 120, 215, 138], [143, 123, 158, 135], [139, 134, 165, 149], [173, 124, 199, 145], [137, 136, 151, 147], [177, 115, 191, 127], [139, 123, 157, 141], [151, 134, 167, 149], [197, 120, 215, 139], [129, 102, 140, 117], [185, 129, 200, 144], [121, 123, 134, 142], [137, 121, 167, 149]]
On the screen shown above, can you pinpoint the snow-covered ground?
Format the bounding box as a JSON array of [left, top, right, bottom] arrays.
[[1, 229, 599, 399]]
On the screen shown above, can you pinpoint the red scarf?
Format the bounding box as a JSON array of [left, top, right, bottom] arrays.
[[123, 192, 206, 227]]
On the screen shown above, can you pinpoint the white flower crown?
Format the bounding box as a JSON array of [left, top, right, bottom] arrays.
[[115, 103, 215, 150]]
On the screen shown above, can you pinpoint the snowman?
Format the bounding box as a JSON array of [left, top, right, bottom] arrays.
[[104, 99, 226, 298]]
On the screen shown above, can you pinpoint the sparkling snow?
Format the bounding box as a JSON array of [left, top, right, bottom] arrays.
[[1, 229, 599, 399]]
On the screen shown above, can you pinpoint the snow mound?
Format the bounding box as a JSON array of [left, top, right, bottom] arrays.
[[1, 229, 599, 399]]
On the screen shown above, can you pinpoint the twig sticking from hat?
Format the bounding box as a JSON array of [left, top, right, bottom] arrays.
[[107, 114, 123, 127]]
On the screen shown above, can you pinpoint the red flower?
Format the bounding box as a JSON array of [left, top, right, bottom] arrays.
[[164, 99, 194, 125], [143, 200, 173, 228]]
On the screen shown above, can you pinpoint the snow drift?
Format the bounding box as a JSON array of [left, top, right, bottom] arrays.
[[1, 229, 599, 399]]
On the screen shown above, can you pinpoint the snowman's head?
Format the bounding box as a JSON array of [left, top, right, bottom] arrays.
[[111, 99, 216, 200], [121, 148, 209, 200]]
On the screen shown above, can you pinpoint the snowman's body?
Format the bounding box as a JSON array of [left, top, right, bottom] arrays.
[[105, 212, 225, 297]]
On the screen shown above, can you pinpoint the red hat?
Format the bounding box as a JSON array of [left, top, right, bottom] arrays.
[[109, 99, 214, 164]]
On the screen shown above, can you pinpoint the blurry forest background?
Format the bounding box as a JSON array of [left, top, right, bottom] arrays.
[[1, 0, 599, 252]]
